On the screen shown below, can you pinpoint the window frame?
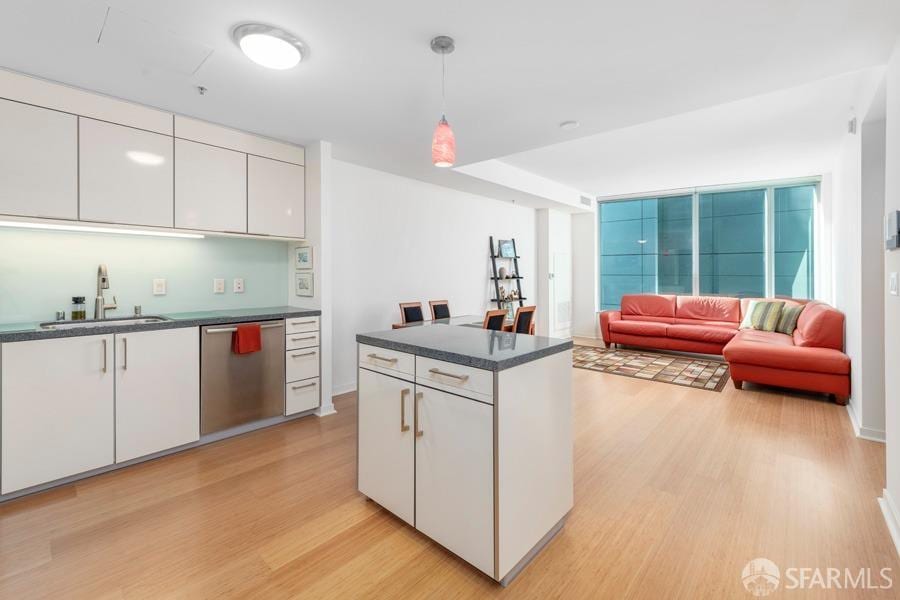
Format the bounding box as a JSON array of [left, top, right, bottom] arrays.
[[597, 177, 820, 307]]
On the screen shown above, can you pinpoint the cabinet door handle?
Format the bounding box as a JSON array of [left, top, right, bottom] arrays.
[[428, 368, 469, 382], [290, 351, 316, 358], [414, 391, 424, 438], [122, 337, 128, 370], [291, 382, 317, 390], [367, 353, 398, 364], [291, 335, 316, 342], [291, 320, 316, 326], [102, 339, 108, 373], [400, 388, 411, 432]]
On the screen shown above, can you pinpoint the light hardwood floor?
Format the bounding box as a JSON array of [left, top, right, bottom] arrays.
[[1, 347, 897, 599]]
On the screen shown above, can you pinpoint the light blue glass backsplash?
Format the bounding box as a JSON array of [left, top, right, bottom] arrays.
[[0, 229, 289, 324]]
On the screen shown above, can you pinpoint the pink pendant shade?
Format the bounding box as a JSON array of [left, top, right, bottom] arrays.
[[431, 116, 456, 168]]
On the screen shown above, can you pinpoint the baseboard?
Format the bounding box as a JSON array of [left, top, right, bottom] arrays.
[[332, 382, 356, 397], [845, 403, 886, 443], [879, 489, 900, 558]]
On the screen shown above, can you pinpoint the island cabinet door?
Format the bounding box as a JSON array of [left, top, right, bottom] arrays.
[[357, 368, 415, 525], [414, 387, 494, 577]]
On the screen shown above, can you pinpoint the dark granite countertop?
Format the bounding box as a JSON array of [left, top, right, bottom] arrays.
[[0, 306, 321, 343], [357, 325, 572, 371]]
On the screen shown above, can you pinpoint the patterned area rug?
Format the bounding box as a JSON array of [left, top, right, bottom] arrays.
[[572, 345, 730, 392]]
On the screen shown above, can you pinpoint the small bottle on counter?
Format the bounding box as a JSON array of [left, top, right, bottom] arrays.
[[71, 296, 87, 321]]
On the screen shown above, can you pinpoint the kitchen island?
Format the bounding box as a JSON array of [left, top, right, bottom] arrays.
[[356, 325, 573, 585]]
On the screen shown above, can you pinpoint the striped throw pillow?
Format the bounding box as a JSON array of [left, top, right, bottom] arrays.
[[750, 301, 784, 332], [775, 304, 804, 335]]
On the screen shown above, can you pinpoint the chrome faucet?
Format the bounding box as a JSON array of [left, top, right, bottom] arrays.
[[94, 264, 118, 320]]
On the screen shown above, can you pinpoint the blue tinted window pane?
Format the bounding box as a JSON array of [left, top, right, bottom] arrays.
[[599, 195, 693, 308], [699, 189, 765, 298], [774, 185, 815, 298], [600, 199, 642, 222]]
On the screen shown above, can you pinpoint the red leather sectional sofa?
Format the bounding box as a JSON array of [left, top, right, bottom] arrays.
[[598, 294, 850, 404]]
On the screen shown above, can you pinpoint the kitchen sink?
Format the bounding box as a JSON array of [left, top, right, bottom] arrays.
[[39, 316, 171, 330]]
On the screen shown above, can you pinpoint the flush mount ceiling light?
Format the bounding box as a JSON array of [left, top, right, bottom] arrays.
[[232, 23, 306, 70], [559, 120, 580, 131], [431, 35, 456, 168]]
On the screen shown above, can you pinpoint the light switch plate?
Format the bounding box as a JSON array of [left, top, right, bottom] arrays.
[[152, 278, 167, 296], [891, 272, 898, 296], [213, 278, 225, 294], [233, 278, 245, 294]]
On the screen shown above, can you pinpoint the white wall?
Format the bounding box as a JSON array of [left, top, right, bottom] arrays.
[[535, 209, 573, 338], [860, 116, 887, 439], [882, 38, 900, 553], [330, 160, 536, 393], [571, 212, 598, 338]]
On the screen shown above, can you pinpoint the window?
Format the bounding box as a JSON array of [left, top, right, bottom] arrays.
[[699, 189, 765, 297], [598, 195, 692, 311], [598, 181, 817, 310]]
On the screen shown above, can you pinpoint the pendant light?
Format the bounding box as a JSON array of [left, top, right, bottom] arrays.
[[430, 36, 456, 168]]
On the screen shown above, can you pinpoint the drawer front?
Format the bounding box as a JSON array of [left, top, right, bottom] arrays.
[[358, 343, 415, 379], [286, 378, 320, 415], [286, 348, 319, 382], [286, 316, 319, 334], [415, 357, 494, 404], [286, 331, 319, 351]]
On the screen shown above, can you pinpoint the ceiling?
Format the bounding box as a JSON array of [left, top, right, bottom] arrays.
[[1, 1, 898, 200], [497, 68, 885, 198]]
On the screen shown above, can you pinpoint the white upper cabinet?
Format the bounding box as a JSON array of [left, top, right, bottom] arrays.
[[248, 156, 305, 238], [79, 117, 174, 227], [174, 139, 247, 233], [0, 99, 77, 219]]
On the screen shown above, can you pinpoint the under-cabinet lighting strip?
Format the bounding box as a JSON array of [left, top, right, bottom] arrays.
[[0, 220, 205, 239]]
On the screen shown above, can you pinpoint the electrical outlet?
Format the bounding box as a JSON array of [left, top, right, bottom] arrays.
[[891, 272, 898, 296], [213, 278, 225, 294], [233, 278, 245, 294], [152, 278, 167, 296]]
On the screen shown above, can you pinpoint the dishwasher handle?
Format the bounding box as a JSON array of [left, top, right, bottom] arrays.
[[206, 323, 285, 334]]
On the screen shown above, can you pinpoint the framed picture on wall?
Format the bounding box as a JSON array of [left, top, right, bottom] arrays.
[[295, 272, 314, 297], [294, 246, 313, 270]]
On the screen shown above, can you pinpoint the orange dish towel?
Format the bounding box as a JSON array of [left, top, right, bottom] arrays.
[[232, 323, 262, 354]]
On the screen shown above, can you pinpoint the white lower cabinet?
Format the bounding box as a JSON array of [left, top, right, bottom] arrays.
[[286, 379, 320, 415], [1, 334, 115, 495], [357, 365, 494, 575], [415, 386, 494, 576], [115, 328, 200, 463], [357, 368, 415, 525]]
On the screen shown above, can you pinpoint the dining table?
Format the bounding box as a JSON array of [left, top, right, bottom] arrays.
[[391, 314, 514, 330]]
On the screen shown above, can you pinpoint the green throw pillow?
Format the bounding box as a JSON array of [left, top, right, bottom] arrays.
[[750, 301, 784, 332], [775, 304, 804, 335]]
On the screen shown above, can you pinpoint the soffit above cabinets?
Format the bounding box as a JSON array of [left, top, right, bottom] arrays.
[[96, 6, 214, 77]]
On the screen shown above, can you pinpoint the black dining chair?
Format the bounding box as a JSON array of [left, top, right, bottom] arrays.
[[399, 302, 425, 325], [429, 300, 451, 320], [482, 309, 507, 331]]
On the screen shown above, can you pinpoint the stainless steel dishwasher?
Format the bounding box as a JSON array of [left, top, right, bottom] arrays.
[[200, 320, 285, 435]]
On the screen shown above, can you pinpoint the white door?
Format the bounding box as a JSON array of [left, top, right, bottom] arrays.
[[551, 251, 572, 338], [415, 386, 494, 576], [174, 138, 247, 233], [357, 368, 415, 525], [247, 155, 305, 238], [115, 328, 200, 463], [0, 99, 78, 219], [1, 334, 114, 494], [79, 117, 174, 227]]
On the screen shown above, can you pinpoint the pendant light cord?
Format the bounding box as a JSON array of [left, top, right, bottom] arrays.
[[441, 51, 446, 119]]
